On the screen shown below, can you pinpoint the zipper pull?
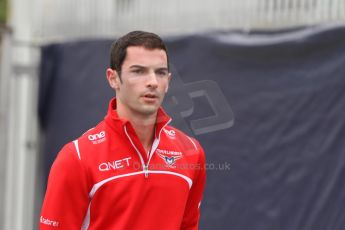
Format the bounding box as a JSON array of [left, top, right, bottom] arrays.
[[144, 165, 149, 178]]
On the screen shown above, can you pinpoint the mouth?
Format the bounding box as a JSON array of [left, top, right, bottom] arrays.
[[142, 93, 158, 99], [141, 93, 160, 103]]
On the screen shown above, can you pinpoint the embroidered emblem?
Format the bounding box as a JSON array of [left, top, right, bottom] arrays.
[[157, 153, 182, 168]]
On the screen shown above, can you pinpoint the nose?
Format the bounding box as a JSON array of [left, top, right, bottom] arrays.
[[146, 72, 158, 89]]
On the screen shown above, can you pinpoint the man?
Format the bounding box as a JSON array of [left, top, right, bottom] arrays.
[[40, 31, 206, 230]]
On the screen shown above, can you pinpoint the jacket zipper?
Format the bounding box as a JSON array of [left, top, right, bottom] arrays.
[[124, 125, 149, 178], [143, 165, 149, 178], [124, 119, 171, 179]]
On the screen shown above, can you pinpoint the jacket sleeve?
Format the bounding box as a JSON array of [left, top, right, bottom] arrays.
[[180, 143, 206, 230], [40, 142, 90, 229]]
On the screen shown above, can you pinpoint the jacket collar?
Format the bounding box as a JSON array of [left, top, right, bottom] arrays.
[[104, 98, 171, 137]]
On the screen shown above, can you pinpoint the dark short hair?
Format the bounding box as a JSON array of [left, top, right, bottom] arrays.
[[110, 31, 169, 73]]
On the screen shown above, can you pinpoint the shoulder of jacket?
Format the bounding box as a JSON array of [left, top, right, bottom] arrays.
[[163, 125, 203, 152], [53, 142, 83, 164], [74, 120, 111, 142], [68, 121, 109, 160]]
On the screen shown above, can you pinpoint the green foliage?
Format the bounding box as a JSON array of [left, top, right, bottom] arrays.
[[0, 0, 7, 24]]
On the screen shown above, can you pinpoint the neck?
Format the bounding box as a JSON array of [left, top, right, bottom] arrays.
[[116, 102, 157, 155], [131, 118, 156, 155]]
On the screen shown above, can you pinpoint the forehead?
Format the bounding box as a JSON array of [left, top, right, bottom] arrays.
[[122, 46, 168, 68]]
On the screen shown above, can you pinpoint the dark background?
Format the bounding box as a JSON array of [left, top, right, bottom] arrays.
[[39, 25, 345, 230]]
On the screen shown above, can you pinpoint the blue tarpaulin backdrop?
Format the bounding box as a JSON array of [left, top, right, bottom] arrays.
[[39, 25, 345, 230]]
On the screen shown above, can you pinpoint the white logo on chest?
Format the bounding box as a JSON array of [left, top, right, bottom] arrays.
[[88, 131, 106, 144], [163, 129, 176, 138], [99, 157, 132, 171]]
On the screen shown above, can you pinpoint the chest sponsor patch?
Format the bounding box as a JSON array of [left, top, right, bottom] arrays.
[[98, 157, 132, 171], [88, 131, 106, 144], [156, 148, 183, 168], [163, 128, 176, 139]]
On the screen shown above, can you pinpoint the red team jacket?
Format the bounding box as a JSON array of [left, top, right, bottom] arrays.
[[40, 98, 206, 229]]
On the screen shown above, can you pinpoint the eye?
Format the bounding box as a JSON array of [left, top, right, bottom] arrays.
[[156, 70, 169, 77], [132, 69, 144, 74]]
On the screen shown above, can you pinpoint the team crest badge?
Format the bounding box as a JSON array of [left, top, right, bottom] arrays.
[[158, 153, 182, 168]]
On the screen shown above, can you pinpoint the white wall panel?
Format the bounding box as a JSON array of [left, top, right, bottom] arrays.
[[28, 0, 345, 42]]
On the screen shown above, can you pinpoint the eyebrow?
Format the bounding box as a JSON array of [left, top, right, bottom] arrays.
[[129, 65, 169, 71], [129, 65, 145, 69]]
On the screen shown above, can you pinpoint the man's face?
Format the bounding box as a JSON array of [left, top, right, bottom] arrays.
[[107, 46, 171, 117]]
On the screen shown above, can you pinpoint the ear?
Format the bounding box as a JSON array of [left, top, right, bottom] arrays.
[[106, 68, 121, 90], [165, 73, 172, 93]]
